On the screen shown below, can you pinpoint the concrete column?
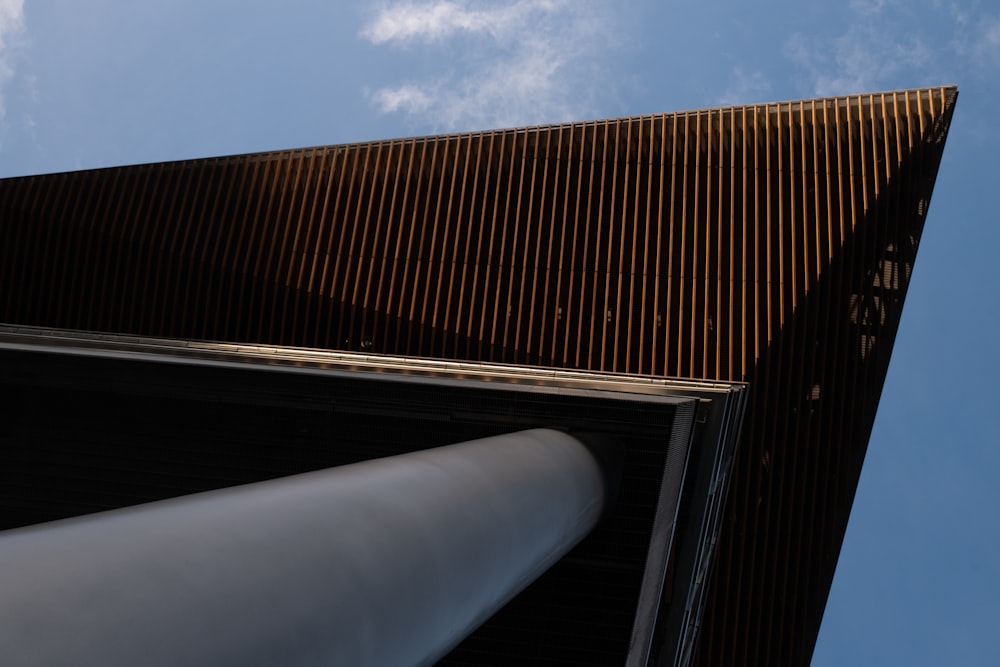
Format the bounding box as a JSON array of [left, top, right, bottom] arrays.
[[0, 428, 608, 667]]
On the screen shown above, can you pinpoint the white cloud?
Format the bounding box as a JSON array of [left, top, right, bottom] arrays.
[[362, 0, 565, 44], [370, 83, 435, 114], [848, 0, 898, 16], [717, 68, 772, 106], [0, 0, 25, 136], [361, 0, 613, 131], [942, 1, 971, 27], [785, 19, 934, 97], [942, 5, 1000, 80], [968, 14, 1000, 65], [0, 0, 23, 47], [786, 1, 1000, 97], [369, 38, 579, 129]]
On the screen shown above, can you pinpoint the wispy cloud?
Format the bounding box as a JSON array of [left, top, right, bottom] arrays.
[[362, 0, 562, 44], [786, 1, 1000, 97], [0, 0, 26, 133], [0, 0, 23, 50], [360, 0, 614, 131], [717, 67, 772, 106], [784, 19, 933, 97], [847, 0, 898, 16], [962, 13, 1000, 66]]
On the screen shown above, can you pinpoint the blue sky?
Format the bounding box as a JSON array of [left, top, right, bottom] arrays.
[[0, 1, 997, 664]]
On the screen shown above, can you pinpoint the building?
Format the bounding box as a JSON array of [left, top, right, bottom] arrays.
[[0, 87, 956, 665]]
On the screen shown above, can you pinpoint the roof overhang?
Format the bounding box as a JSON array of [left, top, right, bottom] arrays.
[[1, 324, 745, 663]]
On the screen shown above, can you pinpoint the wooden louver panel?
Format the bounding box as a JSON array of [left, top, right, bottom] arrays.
[[0, 87, 957, 666]]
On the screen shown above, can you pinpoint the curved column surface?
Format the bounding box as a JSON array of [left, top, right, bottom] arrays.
[[0, 428, 607, 667]]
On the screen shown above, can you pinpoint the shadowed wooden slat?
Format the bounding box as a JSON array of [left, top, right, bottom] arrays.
[[0, 87, 956, 667]]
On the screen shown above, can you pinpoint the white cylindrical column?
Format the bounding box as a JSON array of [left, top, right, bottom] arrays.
[[0, 428, 607, 667]]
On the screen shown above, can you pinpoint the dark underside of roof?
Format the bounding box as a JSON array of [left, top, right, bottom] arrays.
[[3, 337, 735, 666], [0, 87, 956, 665]]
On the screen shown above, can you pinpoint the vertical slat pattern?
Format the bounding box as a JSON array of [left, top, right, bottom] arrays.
[[0, 87, 957, 667]]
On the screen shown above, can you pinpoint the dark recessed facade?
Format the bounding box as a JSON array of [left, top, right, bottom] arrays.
[[0, 87, 956, 665]]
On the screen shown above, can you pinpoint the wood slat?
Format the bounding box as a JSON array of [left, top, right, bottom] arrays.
[[0, 87, 957, 667]]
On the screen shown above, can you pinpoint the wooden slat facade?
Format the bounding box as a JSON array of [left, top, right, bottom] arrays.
[[0, 87, 957, 665]]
